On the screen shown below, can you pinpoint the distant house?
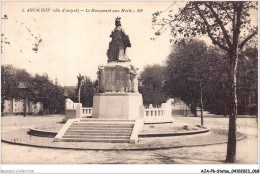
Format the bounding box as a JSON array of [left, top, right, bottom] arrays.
[[3, 82, 43, 115], [3, 99, 43, 115]]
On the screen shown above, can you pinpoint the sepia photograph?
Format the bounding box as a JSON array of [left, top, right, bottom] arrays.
[[1, 0, 259, 173]]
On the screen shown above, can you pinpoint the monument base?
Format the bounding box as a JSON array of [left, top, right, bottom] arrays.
[[92, 92, 143, 120]]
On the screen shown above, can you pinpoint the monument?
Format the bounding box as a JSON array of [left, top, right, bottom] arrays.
[[92, 17, 143, 120]]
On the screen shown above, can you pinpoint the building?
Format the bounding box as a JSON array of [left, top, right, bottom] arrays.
[[3, 99, 43, 115]]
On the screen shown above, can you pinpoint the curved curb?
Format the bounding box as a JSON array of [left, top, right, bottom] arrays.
[[28, 128, 57, 138], [139, 129, 209, 137], [28, 126, 210, 138], [1, 135, 246, 151], [1, 130, 246, 151]]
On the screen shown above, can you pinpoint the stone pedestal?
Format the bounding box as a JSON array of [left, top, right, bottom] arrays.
[[92, 92, 143, 120]]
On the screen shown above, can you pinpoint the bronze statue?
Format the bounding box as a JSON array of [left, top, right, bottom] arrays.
[[107, 17, 131, 62]]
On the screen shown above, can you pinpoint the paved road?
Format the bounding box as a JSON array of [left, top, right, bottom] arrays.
[[1, 116, 258, 164]]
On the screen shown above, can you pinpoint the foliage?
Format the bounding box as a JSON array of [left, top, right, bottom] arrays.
[[80, 77, 95, 107], [237, 46, 258, 114], [152, 2, 257, 51], [1, 65, 65, 114], [139, 64, 167, 107], [164, 40, 229, 114], [66, 76, 96, 107], [1, 65, 35, 102], [152, 1, 258, 162], [30, 73, 65, 114], [1, 65, 19, 102]]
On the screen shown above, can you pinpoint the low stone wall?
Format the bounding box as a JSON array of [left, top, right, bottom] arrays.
[[64, 100, 172, 124], [82, 107, 93, 117], [63, 103, 82, 122], [141, 102, 173, 124]]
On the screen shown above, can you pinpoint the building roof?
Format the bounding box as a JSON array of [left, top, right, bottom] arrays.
[[17, 82, 27, 89], [64, 86, 77, 97]]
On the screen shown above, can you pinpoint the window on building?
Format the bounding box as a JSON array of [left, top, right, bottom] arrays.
[[34, 106, 37, 109]]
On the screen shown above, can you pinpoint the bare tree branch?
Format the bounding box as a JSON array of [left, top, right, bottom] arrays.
[[194, 4, 229, 52], [239, 30, 258, 49], [232, 2, 243, 50], [224, 7, 233, 20], [205, 2, 232, 48]]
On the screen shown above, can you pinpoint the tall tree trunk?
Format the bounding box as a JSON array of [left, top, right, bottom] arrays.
[[226, 53, 238, 163], [226, 2, 242, 162], [191, 101, 197, 116], [200, 81, 204, 126], [23, 98, 27, 117], [78, 88, 81, 103]]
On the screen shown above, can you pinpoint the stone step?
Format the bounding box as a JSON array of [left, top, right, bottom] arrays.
[[64, 132, 132, 136], [66, 130, 133, 133], [68, 127, 133, 131], [70, 124, 134, 128], [62, 135, 130, 139], [79, 119, 135, 123], [60, 138, 130, 143], [72, 122, 134, 126], [56, 119, 137, 143]]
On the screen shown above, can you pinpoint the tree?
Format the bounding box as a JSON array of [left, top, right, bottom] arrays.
[[237, 46, 258, 115], [1, 65, 35, 116], [152, 2, 257, 162], [1, 65, 19, 112], [31, 73, 65, 114], [15, 69, 32, 83], [1, 65, 66, 115], [81, 77, 95, 107], [165, 39, 230, 116], [67, 76, 96, 107], [139, 64, 167, 107], [1, 65, 18, 101]]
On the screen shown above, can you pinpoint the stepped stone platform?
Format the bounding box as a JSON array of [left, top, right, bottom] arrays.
[[54, 119, 142, 143], [2, 128, 245, 150], [0, 116, 250, 150], [28, 120, 210, 139]]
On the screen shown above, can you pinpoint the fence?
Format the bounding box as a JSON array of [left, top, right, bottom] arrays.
[[64, 100, 172, 123], [82, 107, 93, 117], [141, 102, 173, 123]]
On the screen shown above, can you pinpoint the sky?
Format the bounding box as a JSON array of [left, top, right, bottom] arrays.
[[1, 1, 257, 86], [1, 1, 183, 86]]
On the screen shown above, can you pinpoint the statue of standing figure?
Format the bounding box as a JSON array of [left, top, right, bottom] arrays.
[[107, 17, 131, 62], [129, 65, 138, 93], [97, 65, 105, 93]]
